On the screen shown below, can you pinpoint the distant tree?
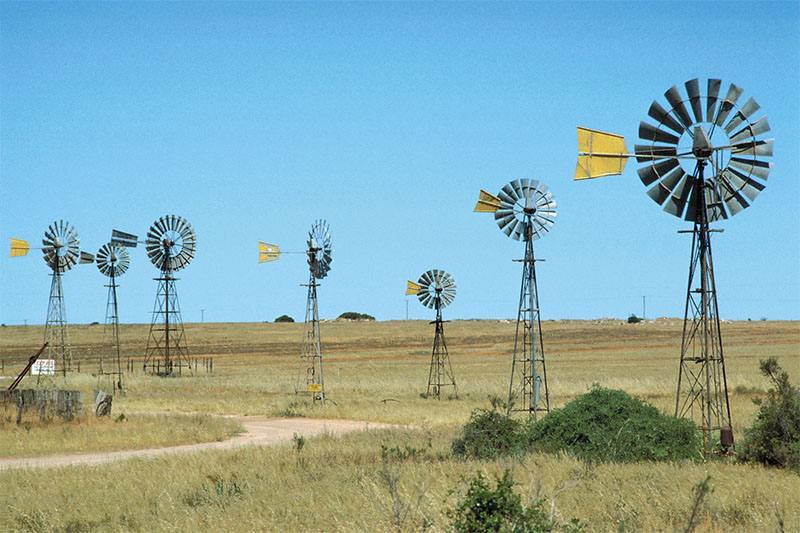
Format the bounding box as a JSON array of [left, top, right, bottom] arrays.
[[627, 314, 642, 324], [337, 312, 375, 321], [275, 315, 295, 323]]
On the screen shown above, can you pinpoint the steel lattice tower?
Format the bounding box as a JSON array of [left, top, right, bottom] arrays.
[[297, 270, 325, 404], [508, 222, 549, 419], [145, 271, 190, 375], [427, 294, 457, 399], [676, 162, 733, 454], [45, 270, 72, 376]]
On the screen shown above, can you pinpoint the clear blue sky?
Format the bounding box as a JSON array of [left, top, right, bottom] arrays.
[[1, 1, 798, 325]]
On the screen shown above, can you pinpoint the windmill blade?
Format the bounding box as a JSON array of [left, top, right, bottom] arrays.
[[714, 83, 743, 126], [718, 174, 750, 216], [634, 144, 677, 163], [729, 115, 770, 143], [723, 168, 765, 203], [639, 121, 680, 145], [664, 85, 694, 129], [637, 158, 680, 187], [648, 100, 685, 135], [731, 138, 773, 157], [501, 218, 519, 238], [685, 78, 703, 123], [704, 179, 728, 222], [646, 168, 686, 206], [729, 157, 772, 181], [79, 251, 94, 264], [501, 183, 519, 203], [706, 78, 721, 122], [724, 97, 760, 134], [663, 174, 693, 218]]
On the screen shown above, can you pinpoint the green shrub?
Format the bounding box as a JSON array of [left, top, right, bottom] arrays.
[[452, 400, 525, 460], [627, 314, 641, 324], [449, 469, 582, 533], [337, 311, 375, 321], [739, 358, 800, 472], [525, 386, 701, 463], [274, 314, 294, 323]]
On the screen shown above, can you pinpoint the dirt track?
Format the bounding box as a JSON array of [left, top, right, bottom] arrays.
[[0, 417, 398, 471]]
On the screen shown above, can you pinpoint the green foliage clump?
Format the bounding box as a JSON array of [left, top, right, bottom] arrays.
[[452, 398, 525, 460], [274, 314, 294, 323], [627, 314, 641, 324], [739, 358, 800, 473], [526, 386, 701, 463], [449, 469, 582, 533], [337, 311, 375, 321]]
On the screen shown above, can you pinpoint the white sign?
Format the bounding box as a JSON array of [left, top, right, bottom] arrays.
[[32, 359, 55, 375]]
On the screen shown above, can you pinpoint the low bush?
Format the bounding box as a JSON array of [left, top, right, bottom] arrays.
[[525, 386, 701, 463], [627, 314, 641, 324], [449, 469, 582, 533], [739, 358, 800, 472], [452, 398, 525, 460], [274, 315, 294, 323]]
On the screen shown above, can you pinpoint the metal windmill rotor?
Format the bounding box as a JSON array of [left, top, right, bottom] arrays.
[[475, 180, 555, 419], [487, 179, 557, 241], [145, 215, 196, 272], [10, 220, 94, 376], [574, 77, 773, 454], [406, 269, 457, 399], [96, 244, 130, 278]]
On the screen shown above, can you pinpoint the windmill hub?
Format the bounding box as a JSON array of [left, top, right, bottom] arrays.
[[691, 125, 714, 159]]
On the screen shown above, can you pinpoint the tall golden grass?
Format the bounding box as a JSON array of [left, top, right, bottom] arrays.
[[1, 319, 798, 531]]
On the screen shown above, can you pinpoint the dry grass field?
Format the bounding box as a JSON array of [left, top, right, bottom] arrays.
[[1, 319, 798, 531]]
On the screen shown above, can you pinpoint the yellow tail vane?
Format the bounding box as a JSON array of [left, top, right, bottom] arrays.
[[405, 280, 422, 295], [575, 127, 629, 180], [10, 238, 29, 257], [473, 189, 502, 212], [258, 241, 280, 263]]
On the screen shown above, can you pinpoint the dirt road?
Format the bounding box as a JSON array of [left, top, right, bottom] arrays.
[[0, 417, 398, 471]]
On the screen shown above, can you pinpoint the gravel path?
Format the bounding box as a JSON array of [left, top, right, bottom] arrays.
[[0, 417, 398, 471]]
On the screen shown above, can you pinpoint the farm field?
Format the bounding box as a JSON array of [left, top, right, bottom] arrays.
[[1, 318, 798, 531]]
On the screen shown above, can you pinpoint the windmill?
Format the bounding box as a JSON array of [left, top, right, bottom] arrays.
[[474, 180, 557, 419], [574, 77, 773, 454], [112, 216, 196, 375], [96, 243, 131, 391], [259, 219, 332, 404], [406, 269, 457, 399], [10, 221, 94, 375]]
